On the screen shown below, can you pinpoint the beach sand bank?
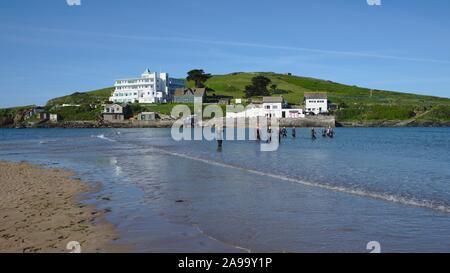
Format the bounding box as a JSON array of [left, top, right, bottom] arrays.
[[0, 161, 123, 253]]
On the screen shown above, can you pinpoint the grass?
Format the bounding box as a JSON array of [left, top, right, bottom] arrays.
[[415, 105, 450, 122], [48, 105, 103, 121], [335, 105, 416, 121]]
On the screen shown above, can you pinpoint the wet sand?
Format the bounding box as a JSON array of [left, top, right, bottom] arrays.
[[0, 161, 123, 253]]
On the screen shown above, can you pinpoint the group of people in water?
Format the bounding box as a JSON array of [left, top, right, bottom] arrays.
[[312, 126, 334, 140], [256, 126, 335, 143], [215, 125, 335, 150]]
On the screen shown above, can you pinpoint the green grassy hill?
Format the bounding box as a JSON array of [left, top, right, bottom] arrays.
[[38, 87, 114, 121], [1, 72, 449, 126], [192, 72, 450, 125], [198, 72, 448, 105]]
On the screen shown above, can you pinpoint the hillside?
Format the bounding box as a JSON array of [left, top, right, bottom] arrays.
[[46, 87, 114, 107], [194, 72, 450, 126], [1, 72, 449, 127]]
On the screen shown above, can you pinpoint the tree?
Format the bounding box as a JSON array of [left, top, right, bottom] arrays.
[[187, 69, 212, 88], [244, 76, 272, 98]]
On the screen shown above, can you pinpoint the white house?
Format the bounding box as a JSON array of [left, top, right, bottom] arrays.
[[109, 69, 185, 104], [304, 93, 328, 115], [262, 96, 284, 118], [227, 96, 305, 119]]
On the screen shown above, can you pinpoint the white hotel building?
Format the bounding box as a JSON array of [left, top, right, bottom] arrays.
[[109, 69, 185, 104]]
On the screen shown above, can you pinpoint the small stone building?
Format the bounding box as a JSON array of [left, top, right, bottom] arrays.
[[102, 104, 131, 122], [136, 112, 157, 121]]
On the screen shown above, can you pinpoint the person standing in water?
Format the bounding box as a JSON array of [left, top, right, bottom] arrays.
[[216, 126, 224, 151], [283, 127, 288, 138], [292, 127, 296, 138], [328, 126, 334, 138], [311, 128, 317, 140], [278, 128, 282, 143]]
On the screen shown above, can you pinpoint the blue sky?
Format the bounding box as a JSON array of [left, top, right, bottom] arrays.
[[0, 0, 450, 107]]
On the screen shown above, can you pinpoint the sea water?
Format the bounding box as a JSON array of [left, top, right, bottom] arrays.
[[0, 128, 449, 252]]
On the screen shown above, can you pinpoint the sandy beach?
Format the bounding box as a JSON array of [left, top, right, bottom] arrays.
[[0, 161, 122, 253]]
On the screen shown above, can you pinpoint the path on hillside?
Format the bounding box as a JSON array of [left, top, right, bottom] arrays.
[[395, 110, 431, 126]]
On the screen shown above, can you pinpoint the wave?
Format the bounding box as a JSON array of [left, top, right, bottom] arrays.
[[92, 134, 116, 142], [193, 224, 252, 253], [38, 139, 59, 145], [151, 147, 450, 214]]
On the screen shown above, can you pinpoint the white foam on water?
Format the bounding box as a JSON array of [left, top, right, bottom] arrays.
[[92, 134, 116, 142], [193, 224, 252, 253], [152, 148, 450, 214]]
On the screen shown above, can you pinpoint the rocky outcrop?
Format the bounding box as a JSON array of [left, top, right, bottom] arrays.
[[0, 108, 29, 128], [0, 114, 14, 127]]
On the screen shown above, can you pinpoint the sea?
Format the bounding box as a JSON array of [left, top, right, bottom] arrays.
[[0, 127, 449, 252]]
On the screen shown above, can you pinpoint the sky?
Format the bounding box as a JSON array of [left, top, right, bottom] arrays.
[[0, 0, 450, 107]]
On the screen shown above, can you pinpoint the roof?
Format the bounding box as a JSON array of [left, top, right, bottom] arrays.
[[104, 103, 129, 109], [304, 93, 328, 100], [262, 96, 284, 103], [104, 103, 124, 107], [174, 88, 206, 97], [138, 112, 156, 115]]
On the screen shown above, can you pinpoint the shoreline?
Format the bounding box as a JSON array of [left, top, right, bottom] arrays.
[[2, 117, 449, 129], [0, 160, 125, 253]]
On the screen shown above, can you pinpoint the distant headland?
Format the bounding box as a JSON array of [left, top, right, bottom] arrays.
[[1, 71, 449, 128]]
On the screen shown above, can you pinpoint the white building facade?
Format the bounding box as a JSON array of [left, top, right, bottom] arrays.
[[304, 93, 328, 115], [227, 97, 305, 119], [109, 69, 185, 104]]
